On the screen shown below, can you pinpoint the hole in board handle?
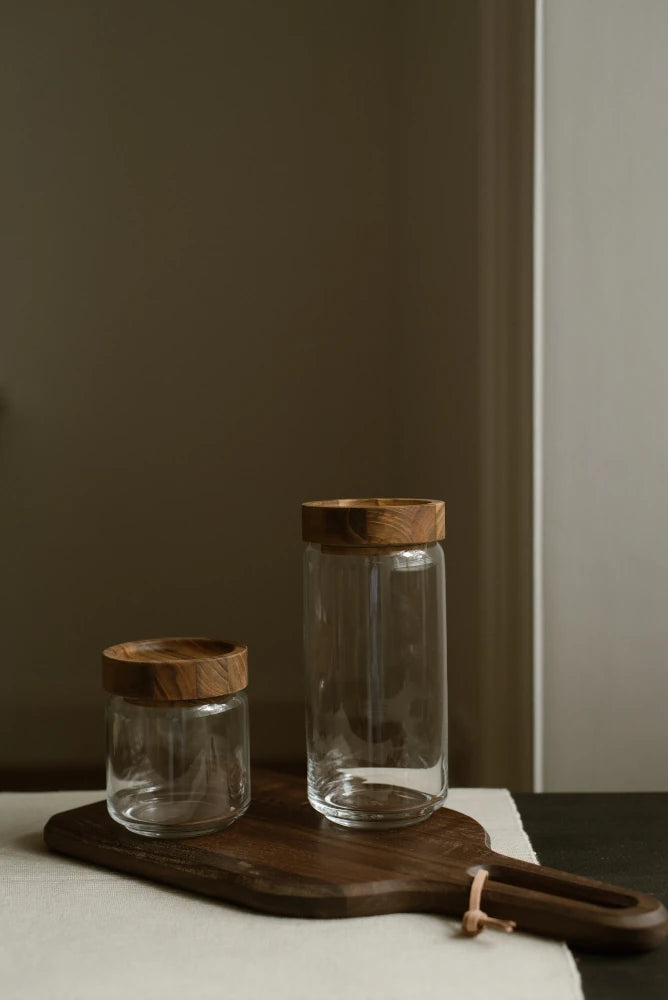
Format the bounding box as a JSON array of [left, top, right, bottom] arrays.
[[473, 864, 638, 910]]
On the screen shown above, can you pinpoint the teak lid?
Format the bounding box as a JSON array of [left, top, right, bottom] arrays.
[[302, 498, 446, 548], [102, 637, 248, 702]]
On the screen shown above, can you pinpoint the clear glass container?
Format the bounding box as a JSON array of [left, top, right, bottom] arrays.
[[103, 638, 250, 838], [302, 499, 447, 829]]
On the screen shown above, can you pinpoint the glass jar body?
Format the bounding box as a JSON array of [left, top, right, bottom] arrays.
[[304, 542, 447, 828], [106, 692, 250, 838]]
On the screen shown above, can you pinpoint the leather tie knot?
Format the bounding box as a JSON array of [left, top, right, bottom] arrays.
[[462, 869, 517, 937]]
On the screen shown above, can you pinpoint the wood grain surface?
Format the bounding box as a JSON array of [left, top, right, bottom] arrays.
[[102, 637, 248, 701], [302, 498, 446, 548], [43, 770, 667, 952]]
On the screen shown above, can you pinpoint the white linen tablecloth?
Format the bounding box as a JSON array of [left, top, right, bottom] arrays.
[[0, 788, 583, 1000]]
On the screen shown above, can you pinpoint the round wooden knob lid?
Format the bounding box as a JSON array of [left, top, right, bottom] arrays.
[[302, 498, 446, 547], [102, 637, 248, 702]]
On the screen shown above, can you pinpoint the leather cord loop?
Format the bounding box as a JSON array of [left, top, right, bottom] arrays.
[[462, 869, 517, 937]]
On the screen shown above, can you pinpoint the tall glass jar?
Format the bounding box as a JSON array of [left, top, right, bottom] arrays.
[[302, 499, 447, 829], [103, 637, 250, 838]]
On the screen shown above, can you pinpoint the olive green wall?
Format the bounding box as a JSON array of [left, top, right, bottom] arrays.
[[1, 2, 497, 786]]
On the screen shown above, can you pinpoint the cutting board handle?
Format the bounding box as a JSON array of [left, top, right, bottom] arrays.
[[467, 855, 668, 952]]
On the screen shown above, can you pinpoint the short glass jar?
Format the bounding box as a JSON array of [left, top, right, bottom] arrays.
[[303, 498, 447, 829], [103, 637, 250, 838]]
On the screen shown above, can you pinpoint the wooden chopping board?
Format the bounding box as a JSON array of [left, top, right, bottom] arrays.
[[43, 768, 668, 953]]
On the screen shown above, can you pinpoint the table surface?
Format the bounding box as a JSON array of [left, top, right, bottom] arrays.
[[3, 777, 666, 998], [515, 792, 668, 1000]]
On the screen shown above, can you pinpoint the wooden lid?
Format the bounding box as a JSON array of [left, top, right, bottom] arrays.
[[102, 637, 248, 701], [302, 498, 446, 547]]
